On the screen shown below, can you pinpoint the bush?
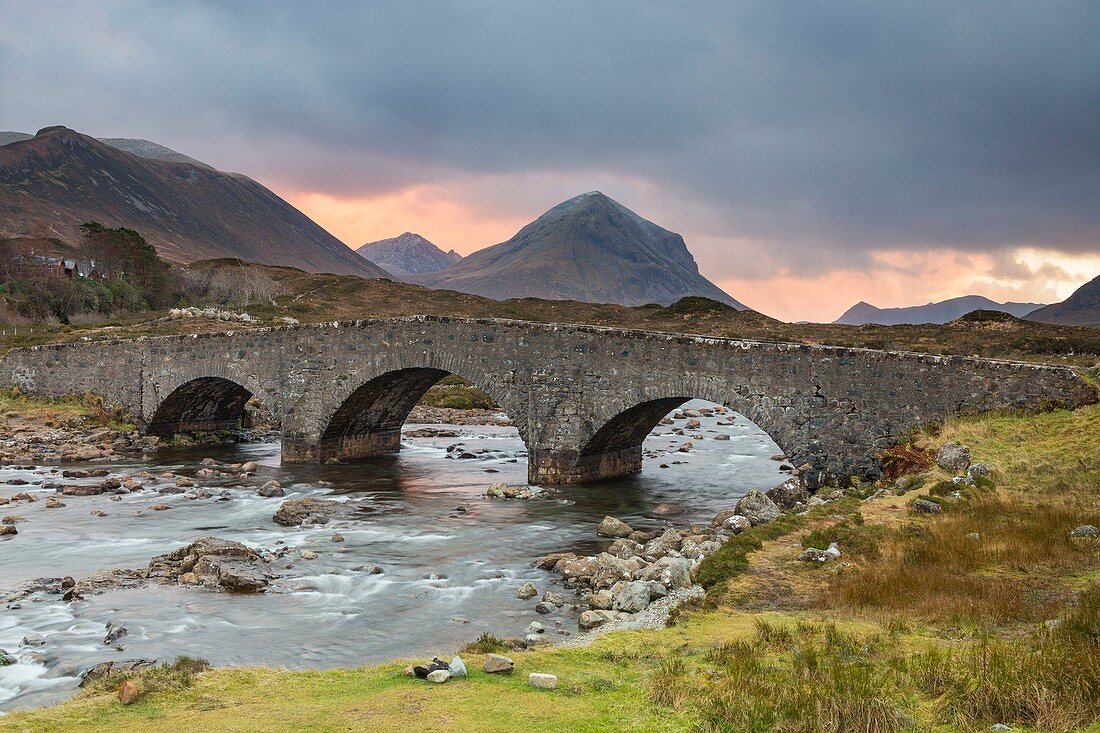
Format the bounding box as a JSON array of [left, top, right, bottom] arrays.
[[460, 632, 509, 654]]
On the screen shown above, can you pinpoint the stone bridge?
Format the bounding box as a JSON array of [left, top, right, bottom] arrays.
[[1, 316, 1094, 487]]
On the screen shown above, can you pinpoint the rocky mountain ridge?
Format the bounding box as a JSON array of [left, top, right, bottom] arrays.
[[835, 295, 1044, 325], [356, 232, 462, 279]]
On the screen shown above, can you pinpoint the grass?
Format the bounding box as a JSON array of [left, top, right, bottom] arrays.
[[0, 386, 134, 431], [6, 401, 1100, 732], [831, 404, 1100, 626], [417, 375, 498, 410]]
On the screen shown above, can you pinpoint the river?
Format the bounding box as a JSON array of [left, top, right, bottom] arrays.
[[0, 400, 785, 711]]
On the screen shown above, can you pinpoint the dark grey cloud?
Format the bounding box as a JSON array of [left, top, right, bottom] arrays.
[[1, 0, 1098, 280]]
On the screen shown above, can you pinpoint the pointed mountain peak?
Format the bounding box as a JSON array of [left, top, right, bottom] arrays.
[[421, 193, 746, 309], [356, 232, 462, 279]]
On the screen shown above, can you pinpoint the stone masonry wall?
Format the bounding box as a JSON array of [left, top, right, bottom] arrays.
[[1, 316, 1094, 487]]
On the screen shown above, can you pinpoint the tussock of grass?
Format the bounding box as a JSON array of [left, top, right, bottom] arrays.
[[835, 497, 1100, 623], [460, 632, 511, 654], [833, 403, 1100, 625], [651, 620, 916, 733], [905, 586, 1100, 732]]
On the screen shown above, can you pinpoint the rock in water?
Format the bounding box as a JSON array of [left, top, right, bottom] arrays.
[[147, 537, 275, 592], [528, 672, 557, 690], [483, 654, 514, 674], [272, 498, 364, 526], [597, 516, 633, 538], [936, 442, 971, 473], [515, 581, 538, 599], [80, 659, 158, 687], [734, 490, 781, 526]]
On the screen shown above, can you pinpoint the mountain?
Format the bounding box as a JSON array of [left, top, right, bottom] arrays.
[[0, 126, 387, 278], [0, 132, 32, 147], [1025, 274, 1100, 328], [96, 137, 213, 169], [3, 130, 212, 168], [356, 232, 461, 279], [834, 296, 1045, 325], [418, 191, 744, 308]]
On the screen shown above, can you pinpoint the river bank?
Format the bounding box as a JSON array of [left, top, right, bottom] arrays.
[[3, 391, 1100, 731]]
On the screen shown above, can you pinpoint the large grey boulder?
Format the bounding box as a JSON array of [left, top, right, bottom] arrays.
[[765, 479, 808, 510], [597, 516, 633, 538], [734, 490, 782, 526], [272, 498, 366, 526], [611, 580, 651, 613], [936, 442, 971, 473]]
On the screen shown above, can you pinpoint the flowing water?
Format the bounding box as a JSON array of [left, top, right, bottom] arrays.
[[0, 400, 785, 711]]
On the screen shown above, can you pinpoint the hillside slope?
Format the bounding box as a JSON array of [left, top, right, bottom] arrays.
[[0, 126, 388, 278], [1026, 274, 1100, 328]]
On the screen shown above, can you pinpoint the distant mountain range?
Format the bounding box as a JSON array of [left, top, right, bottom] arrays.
[[834, 295, 1045, 325], [356, 232, 461, 279], [0, 126, 388, 278], [1025, 274, 1100, 328], [417, 191, 744, 308]]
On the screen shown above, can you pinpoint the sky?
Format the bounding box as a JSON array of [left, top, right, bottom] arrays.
[[2, 1, 1098, 322]]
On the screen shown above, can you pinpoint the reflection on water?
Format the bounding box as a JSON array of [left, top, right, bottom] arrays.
[[0, 400, 785, 711]]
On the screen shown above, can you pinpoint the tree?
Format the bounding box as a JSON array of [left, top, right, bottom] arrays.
[[78, 222, 178, 308]]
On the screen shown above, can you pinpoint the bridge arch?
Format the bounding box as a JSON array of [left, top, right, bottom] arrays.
[[143, 363, 278, 438], [282, 354, 530, 464], [147, 377, 257, 437], [536, 378, 808, 485]]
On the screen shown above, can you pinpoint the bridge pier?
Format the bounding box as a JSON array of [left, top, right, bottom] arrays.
[[530, 446, 643, 485], [281, 430, 402, 464]]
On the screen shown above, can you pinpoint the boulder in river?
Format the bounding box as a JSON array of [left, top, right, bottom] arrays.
[[597, 516, 633, 538], [272, 498, 365, 526], [148, 537, 276, 593]]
